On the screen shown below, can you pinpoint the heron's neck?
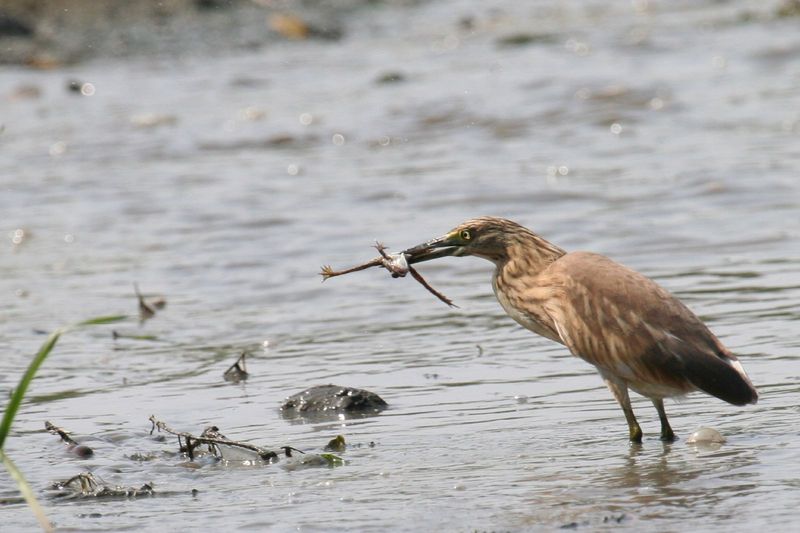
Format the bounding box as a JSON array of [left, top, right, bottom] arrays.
[[495, 233, 566, 275], [490, 233, 565, 344]]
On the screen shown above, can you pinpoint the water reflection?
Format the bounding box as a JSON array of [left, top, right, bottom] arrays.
[[514, 439, 762, 529]]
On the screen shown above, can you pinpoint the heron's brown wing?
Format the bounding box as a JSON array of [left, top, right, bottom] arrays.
[[538, 252, 757, 404]]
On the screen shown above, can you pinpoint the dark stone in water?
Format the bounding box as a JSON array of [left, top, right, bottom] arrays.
[[281, 384, 387, 418]]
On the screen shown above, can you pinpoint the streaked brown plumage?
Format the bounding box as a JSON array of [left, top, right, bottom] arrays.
[[403, 216, 758, 442]]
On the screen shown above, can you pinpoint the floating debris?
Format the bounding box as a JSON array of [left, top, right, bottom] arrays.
[[134, 283, 166, 323], [111, 330, 160, 341], [324, 435, 346, 452], [268, 12, 342, 41], [25, 53, 61, 70], [560, 513, 628, 529], [280, 446, 305, 458], [130, 112, 178, 128], [148, 416, 342, 469], [223, 352, 249, 383], [8, 84, 41, 101], [496, 32, 559, 48], [375, 72, 406, 84], [268, 12, 309, 39], [777, 0, 800, 18], [321, 242, 456, 307], [149, 416, 281, 463], [48, 473, 154, 500], [127, 451, 159, 462], [45, 421, 94, 458], [281, 384, 387, 420], [198, 133, 319, 152], [282, 452, 344, 471]]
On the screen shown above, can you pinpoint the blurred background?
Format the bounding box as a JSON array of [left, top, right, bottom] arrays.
[[2, 1, 799, 531]]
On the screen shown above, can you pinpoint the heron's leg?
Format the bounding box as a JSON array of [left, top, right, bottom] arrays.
[[652, 398, 676, 442], [602, 377, 642, 443]]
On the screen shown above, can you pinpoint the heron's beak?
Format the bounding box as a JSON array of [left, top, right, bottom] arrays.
[[402, 234, 462, 265]]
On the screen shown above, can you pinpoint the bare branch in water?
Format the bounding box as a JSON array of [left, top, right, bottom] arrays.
[[320, 242, 456, 307], [45, 421, 94, 458], [45, 421, 78, 446], [148, 416, 294, 462]]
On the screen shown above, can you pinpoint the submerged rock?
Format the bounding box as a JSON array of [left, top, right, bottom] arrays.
[[280, 384, 387, 419]]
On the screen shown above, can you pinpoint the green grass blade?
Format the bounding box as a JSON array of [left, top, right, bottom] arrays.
[[1, 314, 127, 448], [0, 314, 128, 532], [0, 330, 62, 449], [74, 314, 128, 327], [0, 450, 54, 532]]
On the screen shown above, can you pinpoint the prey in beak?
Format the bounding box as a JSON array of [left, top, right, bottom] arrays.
[[401, 234, 465, 265], [320, 239, 458, 307]]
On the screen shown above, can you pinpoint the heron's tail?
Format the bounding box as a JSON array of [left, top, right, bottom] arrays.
[[684, 351, 758, 406]]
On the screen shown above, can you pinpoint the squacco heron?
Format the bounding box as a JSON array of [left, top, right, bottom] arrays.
[[402, 217, 758, 442]]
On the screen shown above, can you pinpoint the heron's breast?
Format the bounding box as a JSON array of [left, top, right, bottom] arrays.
[[492, 273, 562, 343]]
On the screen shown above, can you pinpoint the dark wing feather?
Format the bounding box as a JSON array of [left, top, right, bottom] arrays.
[[539, 252, 757, 404]]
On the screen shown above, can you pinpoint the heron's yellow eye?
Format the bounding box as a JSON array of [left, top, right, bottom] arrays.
[[460, 230, 471, 241]]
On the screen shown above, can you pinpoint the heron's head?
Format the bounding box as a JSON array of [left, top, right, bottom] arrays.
[[403, 217, 533, 266]]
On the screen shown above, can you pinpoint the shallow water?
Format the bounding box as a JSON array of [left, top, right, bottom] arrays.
[[2, 0, 800, 531]]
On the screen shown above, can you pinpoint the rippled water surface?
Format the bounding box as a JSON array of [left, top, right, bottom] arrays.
[[2, 1, 799, 531]]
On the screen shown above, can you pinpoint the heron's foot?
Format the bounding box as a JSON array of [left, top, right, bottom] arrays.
[[660, 429, 677, 442], [628, 424, 643, 444]]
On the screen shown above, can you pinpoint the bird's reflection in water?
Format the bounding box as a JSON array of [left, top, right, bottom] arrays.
[[619, 441, 756, 489], [515, 441, 759, 528]]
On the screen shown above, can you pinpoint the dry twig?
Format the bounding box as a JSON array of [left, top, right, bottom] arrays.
[[45, 421, 94, 458], [148, 416, 300, 462]]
